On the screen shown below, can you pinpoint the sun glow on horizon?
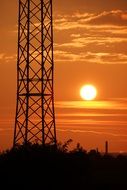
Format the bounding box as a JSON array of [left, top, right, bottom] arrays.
[[80, 84, 97, 101]]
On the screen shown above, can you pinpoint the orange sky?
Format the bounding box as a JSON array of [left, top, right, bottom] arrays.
[[1, 0, 127, 152]]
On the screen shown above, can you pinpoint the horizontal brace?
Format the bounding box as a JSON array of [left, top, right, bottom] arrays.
[[19, 93, 51, 97], [18, 79, 52, 81]]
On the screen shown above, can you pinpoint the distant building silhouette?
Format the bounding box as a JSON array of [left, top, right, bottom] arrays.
[[105, 141, 109, 154]]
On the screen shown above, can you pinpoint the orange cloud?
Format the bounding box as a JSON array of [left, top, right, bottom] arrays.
[[54, 10, 127, 65], [54, 10, 127, 31], [54, 50, 127, 64]]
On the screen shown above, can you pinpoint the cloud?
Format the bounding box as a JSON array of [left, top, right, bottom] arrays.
[[0, 53, 16, 63], [57, 128, 127, 138], [54, 10, 127, 64], [54, 50, 127, 64], [70, 34, 81, 38], [54, 10, 127, 31], [55, 99, 127, 140], [86, 10, 127, 26], [0, 54, 5, 60], [55, 100, 127, 110], [54, 50, 78, 61], [56, 36, 127, 48]]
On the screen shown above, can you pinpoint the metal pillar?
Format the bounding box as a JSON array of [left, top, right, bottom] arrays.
[[14, 0, 56, 146]]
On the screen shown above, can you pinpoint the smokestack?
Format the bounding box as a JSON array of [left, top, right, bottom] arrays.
[[105, 141, 108, 154]]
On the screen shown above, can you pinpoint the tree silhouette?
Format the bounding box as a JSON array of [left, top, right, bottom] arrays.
[[0, 142, 127, 189]]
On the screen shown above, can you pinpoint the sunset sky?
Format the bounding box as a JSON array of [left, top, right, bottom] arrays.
[[1, 0, 127, 152]]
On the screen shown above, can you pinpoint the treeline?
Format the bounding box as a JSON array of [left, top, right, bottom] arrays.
[[0, 140, 127, 189]]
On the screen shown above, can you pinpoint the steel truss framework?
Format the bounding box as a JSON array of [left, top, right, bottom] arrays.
[[14, 0, 56, 146]]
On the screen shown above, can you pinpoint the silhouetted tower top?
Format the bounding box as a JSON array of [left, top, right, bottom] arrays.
[[14, 0, 56, 146]]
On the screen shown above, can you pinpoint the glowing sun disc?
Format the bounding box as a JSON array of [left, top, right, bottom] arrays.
[[80, 84, 97, 101]]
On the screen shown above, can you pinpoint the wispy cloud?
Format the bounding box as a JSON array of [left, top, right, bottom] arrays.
[[0, 53, 16, 63], [55, 99, 127, 141], [55, 99, 127, 110], [54, 10, 127, 64], [54, 49, 127, 64], [85, 10, 127, 25], [57, 128, 127, 138], [54, 10, 127, 30]]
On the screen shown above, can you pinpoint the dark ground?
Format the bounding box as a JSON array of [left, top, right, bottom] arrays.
[[0, 142, 127, 189]]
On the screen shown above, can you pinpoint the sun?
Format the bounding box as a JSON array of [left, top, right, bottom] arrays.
[[80, 84, 97, 101]]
